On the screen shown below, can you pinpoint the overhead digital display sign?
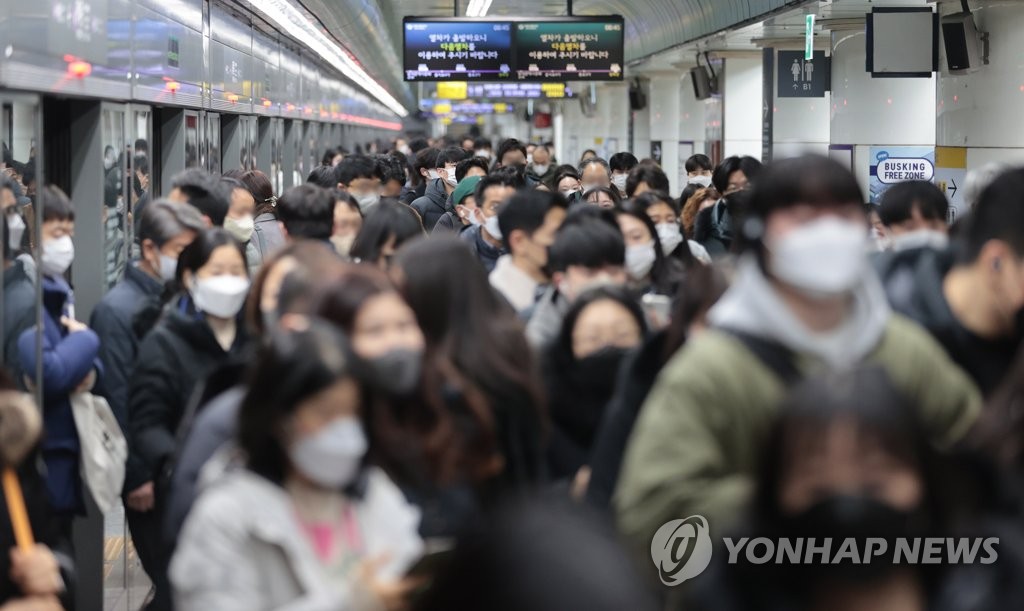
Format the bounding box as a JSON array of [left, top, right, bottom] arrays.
[[403, 19, 513, 81], [467, 82, 576, 98], [514, 17, 624, 81]]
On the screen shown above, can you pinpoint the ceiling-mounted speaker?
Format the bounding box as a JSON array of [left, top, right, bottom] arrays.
[[942, 12, 986, 74], [690, 66, 713, 100], [629, 78, 647, 110]]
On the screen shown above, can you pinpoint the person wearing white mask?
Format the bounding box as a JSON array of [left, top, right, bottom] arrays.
[[410, 147, 468, 231], [609, 152, 639, 197], [616, 155, 981, 547], [632, 191, 712, 265], [128, 228, 252, 610], [15, 187, 103, 530], [171, 322, 423, 611], [614, 207, 685, 298], [459, 171, 519, 273], [91, 200, 204, 569], [527, 144, 556, 185], [875, 180, 949, 253], [473, 137, 493, 163], [221, 175, 259, 275], [684, 153, 714, 188], [336, 154, 384, 215]]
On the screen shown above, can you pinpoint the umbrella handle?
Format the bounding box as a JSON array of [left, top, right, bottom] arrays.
[[2, 467, 34, 551]]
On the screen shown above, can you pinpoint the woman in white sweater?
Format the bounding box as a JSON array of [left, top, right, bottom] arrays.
[[171, 321, 423, 611]]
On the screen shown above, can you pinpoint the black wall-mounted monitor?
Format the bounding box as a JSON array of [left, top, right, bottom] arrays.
[[866, 7, 939, 78], [403, 18, 513, 81], [513, 17, 624, 81]]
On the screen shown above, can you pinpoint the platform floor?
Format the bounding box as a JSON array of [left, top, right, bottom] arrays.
[[103, 507, 152, 611]]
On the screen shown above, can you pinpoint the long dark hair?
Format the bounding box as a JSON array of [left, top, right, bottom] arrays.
[[629, 191, 698, 270], [660, 263, 728, 363], [395, 237, 545, 483], [238, 170, 277, 218], [238, 321, 359, 485], [614, 204, 683, 296], [349, 199, 424, 266]]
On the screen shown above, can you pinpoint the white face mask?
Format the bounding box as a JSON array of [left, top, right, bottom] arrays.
[[532, 163, 549, 176], [625, 241, 657, 280], [581, 183, 599, 195], [612, 174, 628, 193], [289, 416, 367, 489], [41, 235, 75, 277], [561, 189, 579, 200], [398, 145, 413, 156], [355, 192, 380, 212], [427, 169, 441, 181], [656, 222, 683, 255], [6, 211, 25, 249], [559, 272, 620, 302], [460, 206, 483, 227], [889, 229, 948, 252], [224, 214, 255, 243], [159, 254, 178, 282], [331, 233, 356, 257], [483, 214, 502, 241], [441, 170, 458, 188], [526, 154, 534, 165], [768, 217, 867, 298], [191, 274, 250, 318], [688, 175, 713, 188], [475, 149, 491, 161]]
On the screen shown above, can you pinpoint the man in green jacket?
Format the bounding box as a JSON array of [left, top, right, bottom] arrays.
[[615, 155, 981, 549]]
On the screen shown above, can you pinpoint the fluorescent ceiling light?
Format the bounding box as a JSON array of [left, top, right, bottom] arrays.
[[466, 0, 493, 18], [251, 0, 408, 117]]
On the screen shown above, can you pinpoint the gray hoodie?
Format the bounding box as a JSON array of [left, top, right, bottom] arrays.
[[708, 256, 891, 370]]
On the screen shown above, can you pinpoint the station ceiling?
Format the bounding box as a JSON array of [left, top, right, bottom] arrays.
[[298, 0, 935, 112]]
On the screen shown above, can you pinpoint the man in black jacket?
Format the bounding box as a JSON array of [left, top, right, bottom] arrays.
[[412, 146, 468, 231], [90, 200, 204, 605], [876, 168, 1024, 397]]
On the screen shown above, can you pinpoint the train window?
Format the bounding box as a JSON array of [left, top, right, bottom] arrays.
[[185, 112, 200, 168], [101, 107, 128, 290], [206, 113, 222, 175]]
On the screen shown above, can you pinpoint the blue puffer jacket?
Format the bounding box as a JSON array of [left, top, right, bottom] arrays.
[[18, 276, 102, 515]]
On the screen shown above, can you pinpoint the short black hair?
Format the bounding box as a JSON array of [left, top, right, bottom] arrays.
[[321, 147, 342, 166], [415, 147, 441, 174], [349, 199, 425, 265], [409, 138, 430, 153], [171, 168, 229, 227], [712, 155, 763, 194], [877, 180, 949, 227], [742, 155, 863, 246], [336, 154, 379, 187], [631, 190, 680, 217], [685, 154, 713, 173], [497, 190, 568, 251], [473, 137, 492, 150], [626, 164, 670, 198], [306, 165, 339, 189], [957, 168, 1024, 263], [475, 168, 526, 204], [456, 157, 490, 182], [276, 184, 335, 240], [496, 138, 527, 164], [436, 146, 469, 168], [548, 217, 625, 272], [41, 186, 75, 223], [176, 227, 248, 285], [609, 152, 639, 173], [375, 155, 407, 186]]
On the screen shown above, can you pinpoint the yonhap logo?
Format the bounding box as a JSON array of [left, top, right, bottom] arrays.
[[650, 515, 713, 586]]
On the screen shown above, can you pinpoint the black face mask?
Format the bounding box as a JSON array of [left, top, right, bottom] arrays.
[[364, 348, 423, 396], [570, 346, 630, 397], [771, 494, 926, 586]]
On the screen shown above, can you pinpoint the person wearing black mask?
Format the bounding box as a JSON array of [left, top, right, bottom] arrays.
[[688, 367, 996, 611], [694, 155, 762, 257], [544, 286, 646, 484]]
